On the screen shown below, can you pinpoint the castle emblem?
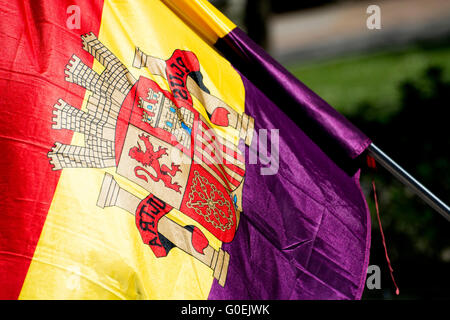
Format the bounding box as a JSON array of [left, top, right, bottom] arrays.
[[47, 32, 254, 287]]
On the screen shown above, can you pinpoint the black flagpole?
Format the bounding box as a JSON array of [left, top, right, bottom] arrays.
[[367, 143, 450, 222]]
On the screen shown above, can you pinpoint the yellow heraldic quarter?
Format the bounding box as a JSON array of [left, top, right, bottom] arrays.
[[20, 0, 253, 299]]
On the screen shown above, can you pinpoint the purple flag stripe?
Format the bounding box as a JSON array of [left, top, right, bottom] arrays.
[[214, 28, 371, 166], [207, 59, 371, 299]]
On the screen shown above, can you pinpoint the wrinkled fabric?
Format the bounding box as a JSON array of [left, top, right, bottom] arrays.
[[209, 27, 371, 299], [208, 71, 371, 300], [0, 0, 103, 299], [0, 0, 371, 300]]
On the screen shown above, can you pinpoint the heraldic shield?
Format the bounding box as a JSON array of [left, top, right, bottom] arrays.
[[47, 32, 254, 287]]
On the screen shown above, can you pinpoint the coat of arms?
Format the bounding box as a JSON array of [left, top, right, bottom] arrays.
[[47, 33, 254, 287]]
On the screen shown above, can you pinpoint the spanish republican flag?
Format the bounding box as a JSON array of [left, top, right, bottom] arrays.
[[0, 0, 371, 299]]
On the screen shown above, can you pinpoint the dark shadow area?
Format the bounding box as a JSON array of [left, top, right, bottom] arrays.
[[352, 65, 450, 299]]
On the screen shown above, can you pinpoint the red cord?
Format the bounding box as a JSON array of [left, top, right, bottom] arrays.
[[367, 155, 400, 295], [371, 179, 400, 295]]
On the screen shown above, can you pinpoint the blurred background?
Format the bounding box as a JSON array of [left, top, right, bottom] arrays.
[[210, 0, 450, 299]]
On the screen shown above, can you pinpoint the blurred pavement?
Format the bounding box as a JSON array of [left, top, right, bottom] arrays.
[[268, 0, 450, 63]]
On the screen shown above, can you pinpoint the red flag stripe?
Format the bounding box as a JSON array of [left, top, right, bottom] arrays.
[[0, 0, 104, 299]]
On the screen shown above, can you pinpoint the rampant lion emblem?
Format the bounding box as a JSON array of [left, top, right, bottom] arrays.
[[129, 134, 182, 193]]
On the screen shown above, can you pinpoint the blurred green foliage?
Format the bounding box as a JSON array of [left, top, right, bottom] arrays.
[[289, 44, 450, 122], [288, 42, 450, 299]]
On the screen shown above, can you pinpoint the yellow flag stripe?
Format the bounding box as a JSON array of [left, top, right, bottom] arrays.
[[19, 0, 245, 299], [162, 0, 236, 44]]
